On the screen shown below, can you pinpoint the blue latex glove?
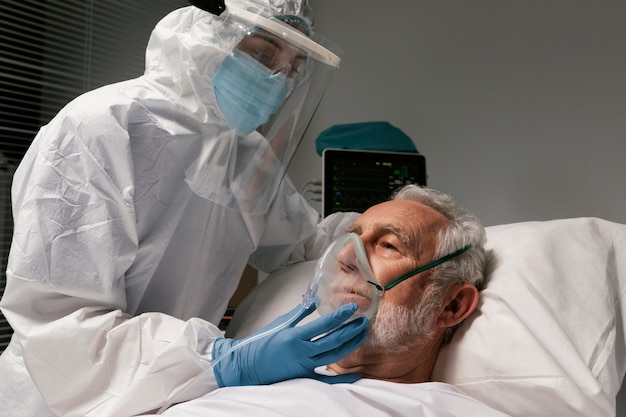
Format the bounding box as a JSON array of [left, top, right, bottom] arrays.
[[212, 302, 368, 387]]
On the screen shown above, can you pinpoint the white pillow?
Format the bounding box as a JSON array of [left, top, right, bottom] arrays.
[[226, 217, 626, 417], [432, 217, 626, 417]]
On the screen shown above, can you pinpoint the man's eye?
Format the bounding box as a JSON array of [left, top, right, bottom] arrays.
[[379, 241, 397, 251], [339, 262, 358, 273]]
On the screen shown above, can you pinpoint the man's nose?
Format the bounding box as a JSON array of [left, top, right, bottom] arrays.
[[337, 242, 358, 267]]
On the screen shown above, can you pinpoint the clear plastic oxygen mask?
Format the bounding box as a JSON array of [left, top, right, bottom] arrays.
[[209, 234, 375, 378], [303, 233, 383, 323]]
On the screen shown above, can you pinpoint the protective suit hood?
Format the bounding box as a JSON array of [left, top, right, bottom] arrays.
[[144, 6, 223, 124]]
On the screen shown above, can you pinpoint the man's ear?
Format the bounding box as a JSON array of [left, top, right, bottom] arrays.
[[436, 283, 479, 329]]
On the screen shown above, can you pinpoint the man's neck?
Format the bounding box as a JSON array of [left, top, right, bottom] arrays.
[[327, 337, 442, 383]]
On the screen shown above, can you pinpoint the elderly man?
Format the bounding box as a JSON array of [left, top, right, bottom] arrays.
[[145, 185, 510, 417]]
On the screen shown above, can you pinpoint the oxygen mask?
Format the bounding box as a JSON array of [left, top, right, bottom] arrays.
[[303, 233, 383, 323]]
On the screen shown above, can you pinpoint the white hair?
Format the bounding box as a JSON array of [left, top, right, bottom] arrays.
[[392, 185, 486, 289], [391, 185, 487, 342]]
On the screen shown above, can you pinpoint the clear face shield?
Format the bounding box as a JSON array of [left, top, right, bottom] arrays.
[[188, 1, 343, 215], [305, 233, 472, 325]]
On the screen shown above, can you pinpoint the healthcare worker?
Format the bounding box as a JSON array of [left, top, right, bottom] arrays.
[[0, 0, 368, 416]]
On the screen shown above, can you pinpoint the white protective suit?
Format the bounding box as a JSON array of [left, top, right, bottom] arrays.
[[0, 2, 351, 416], [143, 379, 512, 417]]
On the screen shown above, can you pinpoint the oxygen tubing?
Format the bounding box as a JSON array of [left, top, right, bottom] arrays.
[[211, 283, 317, 366]]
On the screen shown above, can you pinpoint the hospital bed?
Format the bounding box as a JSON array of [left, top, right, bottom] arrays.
[[226, 217, 626, 417]]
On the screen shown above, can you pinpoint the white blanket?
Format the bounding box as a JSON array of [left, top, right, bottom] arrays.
[[150, 379, 510, 417]]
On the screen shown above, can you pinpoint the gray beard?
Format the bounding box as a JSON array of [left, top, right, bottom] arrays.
[[358, 283, 444, 355]]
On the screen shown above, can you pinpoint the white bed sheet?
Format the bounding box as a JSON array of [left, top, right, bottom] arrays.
[[153, 379, 510, 417]]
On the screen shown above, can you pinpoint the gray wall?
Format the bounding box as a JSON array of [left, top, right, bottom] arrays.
[[288, 0, 626, 227]]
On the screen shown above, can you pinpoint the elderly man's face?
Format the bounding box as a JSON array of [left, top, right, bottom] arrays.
[[346, 199, 448, 309], [345, 199, 449, 353]]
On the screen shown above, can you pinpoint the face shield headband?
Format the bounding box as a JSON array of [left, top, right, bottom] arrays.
[[189, 0, 227, 15], [188, 0, 313, 33], [305, 233, 471, 324]]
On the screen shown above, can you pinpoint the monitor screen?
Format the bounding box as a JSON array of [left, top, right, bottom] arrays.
[[322, 148, 427, 217]]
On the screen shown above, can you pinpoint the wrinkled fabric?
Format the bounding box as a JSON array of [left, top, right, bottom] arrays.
[[0, 2, 332, 417], [143, 379, 511, 417]]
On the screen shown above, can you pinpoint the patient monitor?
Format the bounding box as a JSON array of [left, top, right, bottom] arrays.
[[322, 148, 426, 218]]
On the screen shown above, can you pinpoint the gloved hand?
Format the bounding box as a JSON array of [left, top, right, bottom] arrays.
[[212, 302, 368, 387]]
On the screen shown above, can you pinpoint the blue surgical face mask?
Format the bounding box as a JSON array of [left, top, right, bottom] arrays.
[[213, 49, 291, 136]]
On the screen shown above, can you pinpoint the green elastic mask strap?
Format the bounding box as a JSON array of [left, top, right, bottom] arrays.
[[368, 244, 472, 292]]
